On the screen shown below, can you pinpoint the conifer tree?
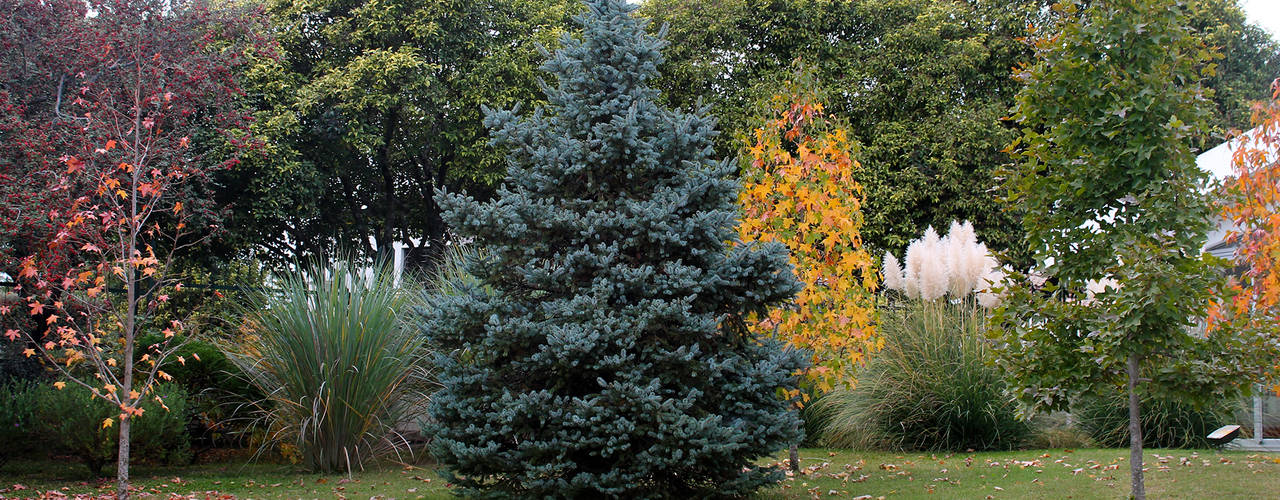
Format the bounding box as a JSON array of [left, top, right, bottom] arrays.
[[419, 0, 806, 497]]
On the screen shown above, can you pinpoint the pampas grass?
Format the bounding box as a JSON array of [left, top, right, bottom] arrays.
[[815, 300, 1030, 451], [883, 220, 1002, 305], [228, 257, 430, 473]]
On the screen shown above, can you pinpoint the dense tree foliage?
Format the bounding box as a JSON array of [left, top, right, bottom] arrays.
[[210, 0, 576, 267], [420, 1, 806, 496], [992, 1, 1274, 498], [641, 0, 1279, 266]]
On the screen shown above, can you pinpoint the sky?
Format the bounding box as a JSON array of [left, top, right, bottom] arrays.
[[1242, 0, 1280, 36]]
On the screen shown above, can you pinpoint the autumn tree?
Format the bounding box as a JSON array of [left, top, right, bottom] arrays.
[[1220, 79, 1280, 379], [738, 74, 878, 469], [993, 1, 1270, 498], [420, 1, 805, 496], [0, 1, 265, 497]]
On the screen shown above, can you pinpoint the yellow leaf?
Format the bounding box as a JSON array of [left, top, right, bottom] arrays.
[[53, 381, 66, 390], [102, 418, 114, 429], [104, 384, 116, 394]]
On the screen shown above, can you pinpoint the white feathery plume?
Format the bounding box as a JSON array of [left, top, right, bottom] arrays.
[[882, 252, 904, 291], [917, 226, 949, 301], [903, 235, 925, 299]]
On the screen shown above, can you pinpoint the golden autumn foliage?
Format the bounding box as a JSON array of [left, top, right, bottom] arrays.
[[1222, 79, 1280, 316], [738, 84, 880, 397]]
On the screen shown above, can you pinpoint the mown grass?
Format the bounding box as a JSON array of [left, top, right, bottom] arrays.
[[758, 448, 1280, 499], [2, 448, 1279, 499]]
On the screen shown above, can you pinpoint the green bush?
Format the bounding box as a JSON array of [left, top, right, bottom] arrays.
[[228, 258, 429, 473], [30, 382, 191, 475], [0, 381, 37, 467], [1074, 393, 1236, 449], [136, 334, 262, 449], [817, 300, 1031, 451]]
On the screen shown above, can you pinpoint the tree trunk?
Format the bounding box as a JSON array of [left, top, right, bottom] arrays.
[[788, 443, 800, 473], [1128, 353, 1145, 500], [116, 415, 131, 500]]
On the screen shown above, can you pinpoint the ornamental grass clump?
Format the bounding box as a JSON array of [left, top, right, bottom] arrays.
[[815, 300, 1031, 451], [229, 258, 429, 473]]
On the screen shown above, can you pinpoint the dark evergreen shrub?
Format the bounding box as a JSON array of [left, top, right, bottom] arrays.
[[419, 0, 807, 497], [136, 334, 261, 450], [31, 382, 191, 475]]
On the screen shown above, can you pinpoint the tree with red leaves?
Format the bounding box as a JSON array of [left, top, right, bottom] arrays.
[[0, 1, 268, 497]]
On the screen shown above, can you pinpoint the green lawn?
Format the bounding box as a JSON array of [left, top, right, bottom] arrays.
[[2, 448, 1278, 499]]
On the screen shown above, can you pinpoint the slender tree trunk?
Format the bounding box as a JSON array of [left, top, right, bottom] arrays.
[[789, 443, 800, 473], [1127, 353, 1145, 500], [117, 70, 142, 500], [116, 414, 131, 500]]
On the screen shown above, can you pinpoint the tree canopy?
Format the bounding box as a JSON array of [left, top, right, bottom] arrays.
[[640, 0, 1279, 266], [210, 0, 577, 266]]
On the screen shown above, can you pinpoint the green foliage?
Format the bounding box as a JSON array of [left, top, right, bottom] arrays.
[[136, 334, 262, 448], [994, 1, 1274, 496], [217, 0, 578, 266], [29, 383, 190, 476], [641, 0, 1278, 267], [1075, 393, 1236, 449], [0, 381, 37, 467], [420, 0, 807, 496], [995, 0, 1262, 414], [817, 301, 1030, 452], [228, 258, 429, 473], [641, 0, 1049, 267]]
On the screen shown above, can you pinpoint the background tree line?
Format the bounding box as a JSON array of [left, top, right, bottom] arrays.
[[5, 0, 1277, 277]]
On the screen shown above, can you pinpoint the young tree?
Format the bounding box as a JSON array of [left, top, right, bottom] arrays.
[[738, 75, 879, 469], [0, 1, 265, 498], [993, 1, 1268, 498], [419, 0, 806, 496]]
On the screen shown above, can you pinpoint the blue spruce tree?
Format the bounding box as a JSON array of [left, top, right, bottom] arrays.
[[420, 0, 807, 496]]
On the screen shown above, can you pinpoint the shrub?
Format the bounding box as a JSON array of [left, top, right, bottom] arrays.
[[228, 258, 428, 473], [30, 382, 191, 475], [817, 300, 1031, 451], [136, 334, 262, 450], [1074, 393, 1236, 449], [0, 381, 37, 467]]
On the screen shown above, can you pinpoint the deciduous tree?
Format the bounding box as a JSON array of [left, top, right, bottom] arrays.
[[993, 2, 1270, 498], [738, 74, 879, 472], [0, 1, 265, 497], [738, 75, 878, 395], [1219, 79, 1280, 381], [217, 0, 576, 267]]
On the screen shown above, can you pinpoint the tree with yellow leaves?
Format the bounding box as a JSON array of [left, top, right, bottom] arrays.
[[738, 73, 880, 400]]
